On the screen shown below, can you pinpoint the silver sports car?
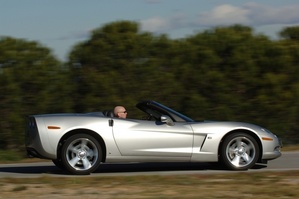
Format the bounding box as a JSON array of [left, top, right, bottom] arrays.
[[25, 100, 281, 175]]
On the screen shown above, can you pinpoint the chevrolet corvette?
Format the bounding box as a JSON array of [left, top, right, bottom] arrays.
[[25, 100, 281, 175]]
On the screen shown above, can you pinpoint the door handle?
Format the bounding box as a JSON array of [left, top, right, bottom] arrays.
[[109, 119, 114, 127]]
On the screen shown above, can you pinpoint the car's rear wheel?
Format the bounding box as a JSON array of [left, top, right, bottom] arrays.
[[52, 159, 64, 170], [61, 134, 102, 175], [220, 133, 259, 170]]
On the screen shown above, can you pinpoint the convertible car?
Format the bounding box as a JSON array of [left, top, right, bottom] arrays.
[[25, 100, 281, 175]]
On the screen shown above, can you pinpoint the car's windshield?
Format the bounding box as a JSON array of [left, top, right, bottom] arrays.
[[155, 102, 194, 122]]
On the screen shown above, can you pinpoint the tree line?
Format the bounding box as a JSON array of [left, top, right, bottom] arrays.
[[1, 21, 299, 151]]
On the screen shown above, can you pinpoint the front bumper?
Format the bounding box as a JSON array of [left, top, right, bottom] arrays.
[[261, 136, 282, 161]]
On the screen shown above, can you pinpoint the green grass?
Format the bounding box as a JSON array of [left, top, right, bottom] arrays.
[[12, 185, 27, 192], [0, 150, 23, 163]]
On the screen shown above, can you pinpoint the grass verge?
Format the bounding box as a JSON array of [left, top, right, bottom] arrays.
[[0, 171, 298, 198]]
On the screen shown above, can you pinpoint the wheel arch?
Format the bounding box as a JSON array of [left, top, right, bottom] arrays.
[[218, 129, 263, 163], [57, 128, 107, 162]]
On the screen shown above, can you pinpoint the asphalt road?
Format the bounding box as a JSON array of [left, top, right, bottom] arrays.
[[0, 151, 298, 178]]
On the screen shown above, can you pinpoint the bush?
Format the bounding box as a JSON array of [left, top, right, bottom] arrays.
[[0, 150, 23, 162]]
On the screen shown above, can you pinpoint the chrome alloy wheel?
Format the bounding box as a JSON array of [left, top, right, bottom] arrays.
[[65, 137, 99, 172], [225, 136, 256, 168]]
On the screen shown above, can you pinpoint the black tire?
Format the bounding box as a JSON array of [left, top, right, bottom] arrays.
[[52, 159, 64, 170], [220, 133, 259, 170], [61, 134, 102, 175]]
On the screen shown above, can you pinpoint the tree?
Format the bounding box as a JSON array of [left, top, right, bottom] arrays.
[[1, 22, 299, 151], [0, 37, 70, 149], [68, 21, 181, 115], [67, 23, 299, 142], [279, 26, 299, 41]]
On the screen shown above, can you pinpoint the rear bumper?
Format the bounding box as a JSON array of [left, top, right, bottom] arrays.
[[25, 116, 56, 160], [26, 147, 52, 159]]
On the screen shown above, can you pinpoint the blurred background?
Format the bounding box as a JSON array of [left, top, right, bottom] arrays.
[[0, 20, 299, 157]]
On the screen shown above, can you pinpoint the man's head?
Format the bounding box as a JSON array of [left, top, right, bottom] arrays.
[[114, 106, 127, 118]]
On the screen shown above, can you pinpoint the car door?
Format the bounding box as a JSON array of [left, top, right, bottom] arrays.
[[112, 118, 194, 157]]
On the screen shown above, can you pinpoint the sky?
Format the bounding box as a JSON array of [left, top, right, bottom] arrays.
[[1, 0, 299, 61]]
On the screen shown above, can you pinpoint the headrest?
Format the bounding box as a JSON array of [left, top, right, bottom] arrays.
[[103, 110, 114, 117]]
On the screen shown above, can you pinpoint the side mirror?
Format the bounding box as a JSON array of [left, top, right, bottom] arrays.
[[160, 115, 174, 126]]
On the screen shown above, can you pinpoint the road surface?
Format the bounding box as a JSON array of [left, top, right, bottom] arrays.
[[0, 151, 298, 178]]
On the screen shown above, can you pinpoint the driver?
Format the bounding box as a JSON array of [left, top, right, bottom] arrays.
[[113, 106, 127, 119]]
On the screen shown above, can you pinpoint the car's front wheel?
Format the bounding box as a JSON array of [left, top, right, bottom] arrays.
[[61, 134, 102, 175], [220, 133, 259, 170]]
